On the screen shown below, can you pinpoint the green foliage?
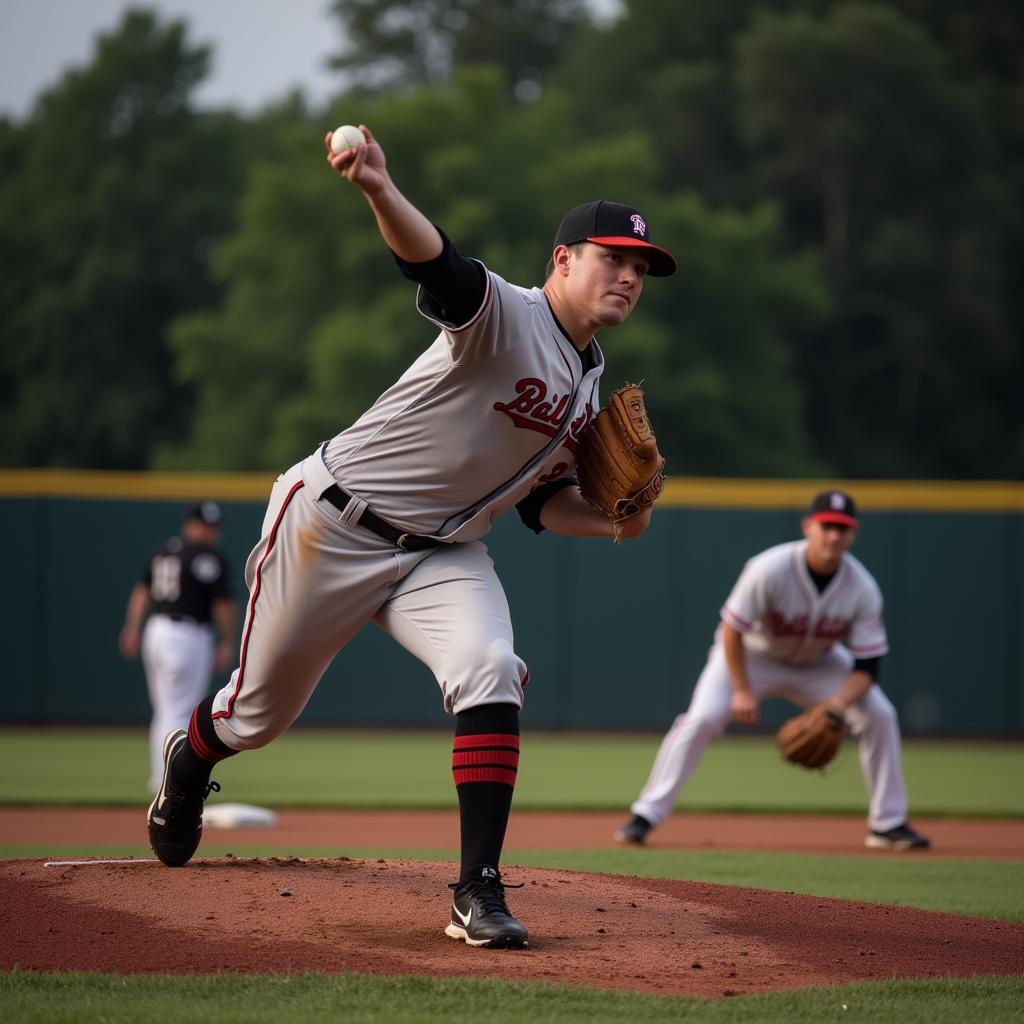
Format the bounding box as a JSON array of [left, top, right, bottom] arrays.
[[611, 197, 828, 475], [326, 0, 590, 97], [4, 0, 1022, 478], [553, 0, 760, 202], [555, 0, 1024, 478], [162, 66, 824, 472], [0, 10, 249, 468], [734, 3, 1018, 477]]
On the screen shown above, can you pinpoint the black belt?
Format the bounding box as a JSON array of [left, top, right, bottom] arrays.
[[321, 485, 442, 551], [167, 613, 201, 624]]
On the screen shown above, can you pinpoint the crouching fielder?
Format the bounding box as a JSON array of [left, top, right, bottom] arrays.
[[615, 490, 930, 852]]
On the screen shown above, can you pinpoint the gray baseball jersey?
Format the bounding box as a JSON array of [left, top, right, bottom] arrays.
[[211, 264, 602, 747], [323, 268, 602, 540]]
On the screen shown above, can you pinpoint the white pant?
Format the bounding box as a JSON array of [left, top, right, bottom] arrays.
[[211, 455, 528, 751], [142, 615, 215, 791], [631, 642, 909, 832]]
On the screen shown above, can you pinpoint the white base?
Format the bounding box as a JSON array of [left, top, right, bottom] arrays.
[[202, 803, 278, 829]]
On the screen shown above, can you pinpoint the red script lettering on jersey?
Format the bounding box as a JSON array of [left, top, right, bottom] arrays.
[[493, 378, 570, 436], [767, 612, 850, 640]]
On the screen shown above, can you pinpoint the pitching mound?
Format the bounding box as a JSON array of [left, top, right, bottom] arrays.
[[3, 857, 1021, 998]]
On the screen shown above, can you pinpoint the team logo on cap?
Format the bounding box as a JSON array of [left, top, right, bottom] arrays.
[[630, 213, 646, 236], [829, 492, 846, 510]]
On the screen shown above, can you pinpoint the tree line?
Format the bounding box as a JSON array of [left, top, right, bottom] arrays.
[[1, 0, 1020, 478]]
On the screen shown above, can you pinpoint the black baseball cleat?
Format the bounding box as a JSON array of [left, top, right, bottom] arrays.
[[445, 866, 529, 948], [147, 729, 220, 867], [865, 822, 931, 851], [614, 814, 652, 846]]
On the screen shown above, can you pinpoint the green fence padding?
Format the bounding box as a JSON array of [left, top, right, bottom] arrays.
[[1, 489, 1021, 736]]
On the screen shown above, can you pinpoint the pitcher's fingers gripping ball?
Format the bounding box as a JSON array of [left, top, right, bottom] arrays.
[[575, 383, 666, 541], [776, 703, 845, 769]]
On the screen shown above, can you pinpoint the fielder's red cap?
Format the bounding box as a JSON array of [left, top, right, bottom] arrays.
[[808, 490, 859, 527], [553, 200, 677, 277]]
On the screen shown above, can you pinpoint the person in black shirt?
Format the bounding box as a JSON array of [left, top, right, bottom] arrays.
[[120, 502, 237, 792]]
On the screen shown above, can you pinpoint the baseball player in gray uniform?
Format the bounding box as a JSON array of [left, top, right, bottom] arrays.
[[616, 490, 930, 852], [146, 123, 677, 949], [119, 502, 236, 793]]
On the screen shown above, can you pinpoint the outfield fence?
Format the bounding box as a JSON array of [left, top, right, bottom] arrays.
[[3, 471, 1021, 736]]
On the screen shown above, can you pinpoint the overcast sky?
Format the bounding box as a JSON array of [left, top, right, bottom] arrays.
[[0, 0, 344, 119]]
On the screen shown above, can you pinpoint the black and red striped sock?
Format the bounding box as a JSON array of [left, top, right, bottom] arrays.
[[452, 702, 520, 882], [171, 695, 237, 790]]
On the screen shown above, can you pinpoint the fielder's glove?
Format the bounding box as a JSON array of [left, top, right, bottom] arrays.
[[776, 703, 845, 769], [575, 383, 666, 542]]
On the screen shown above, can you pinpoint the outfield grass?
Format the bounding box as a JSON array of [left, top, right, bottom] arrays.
[[1, 728, 1021, 816], [2, 971, 1022, 1024]]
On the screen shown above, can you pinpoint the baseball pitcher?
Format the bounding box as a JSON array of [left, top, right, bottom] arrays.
[[146, 124, 677, 949]]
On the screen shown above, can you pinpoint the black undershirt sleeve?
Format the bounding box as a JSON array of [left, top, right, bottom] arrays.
[[391, 228, 487, 327], [516, 477, 579, 534], [853, 656, 881, 681]]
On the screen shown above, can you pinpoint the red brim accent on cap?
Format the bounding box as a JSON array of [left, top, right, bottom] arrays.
[[811, 511, 858, 527], [587, 235, 677, 277]]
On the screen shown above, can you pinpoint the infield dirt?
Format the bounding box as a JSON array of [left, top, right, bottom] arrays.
[[2, 810, 1023, 998]]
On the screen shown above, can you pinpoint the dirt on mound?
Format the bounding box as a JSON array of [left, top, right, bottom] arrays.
[[3, 856, 1022, 998], [4, 808, 1023, 859]]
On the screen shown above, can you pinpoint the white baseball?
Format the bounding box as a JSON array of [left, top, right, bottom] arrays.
[[330, 124, 365, 155]]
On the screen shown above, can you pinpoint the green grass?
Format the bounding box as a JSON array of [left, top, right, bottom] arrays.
[[1, 728, 1021, 816], [511, 849, 1024, 922], [2, 971, 1022, 1024]]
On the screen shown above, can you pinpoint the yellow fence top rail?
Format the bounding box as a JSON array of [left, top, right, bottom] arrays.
[[1, 470, 1023, 511], [661, 477, 1024, 511], [0, 470, 276, 500]]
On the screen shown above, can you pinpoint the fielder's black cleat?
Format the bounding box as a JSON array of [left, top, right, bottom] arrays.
[[445, 866, 529, 948], [147, 729, 220, 867], [865, 822, 931, 851], [614, 814, 653, 846]]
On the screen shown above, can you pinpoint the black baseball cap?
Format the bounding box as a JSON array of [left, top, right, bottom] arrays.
[[808, 490, 858, 527], [553, 200, 677, 277], [187, 501, 223, 526]]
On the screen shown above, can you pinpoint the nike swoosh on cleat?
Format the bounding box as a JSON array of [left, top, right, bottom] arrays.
[[453, 904, 472, 926]]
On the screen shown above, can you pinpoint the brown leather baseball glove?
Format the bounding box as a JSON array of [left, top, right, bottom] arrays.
[[776, 704, 845, 769], [575, 383, 666, 542]]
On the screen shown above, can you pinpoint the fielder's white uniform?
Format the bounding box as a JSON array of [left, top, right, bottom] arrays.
[[210, 268, 601, 749], [631, 540, 910, 833], [136, 531, 232, 791], [142, 615, 215, 789]]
